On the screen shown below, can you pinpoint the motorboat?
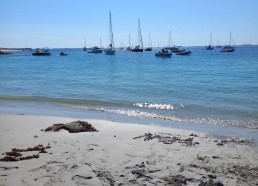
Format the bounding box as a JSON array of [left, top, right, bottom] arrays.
[[60, 52, 68, 56], [175, 50, 191, 55], [32, 48, 51, 56], [155, 49, 172, 58], [87, 46, 103, 53], [131, 45, 143, 52]]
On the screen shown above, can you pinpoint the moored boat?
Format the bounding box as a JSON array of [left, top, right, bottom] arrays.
[[155, 49, 172, 58], [32, 48, 51, 56], [205, 33, 214, 50], [131, 19, 144, 52], [60, 52, 68, 56], [104, 10, 115, 55], [145, 33, 152, 51], [175, 50, 191, 55], [87, 46, 103, 53], [220, 32, 235, 52]]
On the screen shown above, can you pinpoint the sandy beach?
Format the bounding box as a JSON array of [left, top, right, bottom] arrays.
[[0, 113, 257, 186]]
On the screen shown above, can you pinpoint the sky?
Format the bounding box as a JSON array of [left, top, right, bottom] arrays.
[[1, 0, 258, 48]]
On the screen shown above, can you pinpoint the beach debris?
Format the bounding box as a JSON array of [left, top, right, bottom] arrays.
[[133, 133, 197, 146], [34, 135, 38, 138], [71, 175, 92, 180], [217, 137, 254, 146], [93, 170, 115, 186], [0, 144, 50, 162], [189, 133, 199, 137], [199, 179, 224, 186], [44, 120, 98, 133], [162, 174, 195, 185]]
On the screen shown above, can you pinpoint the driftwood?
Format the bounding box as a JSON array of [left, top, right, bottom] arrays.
[[44, 120, 98, 133]]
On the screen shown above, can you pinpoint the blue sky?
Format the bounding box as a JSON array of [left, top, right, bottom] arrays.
[[1, 0, 258, 48]]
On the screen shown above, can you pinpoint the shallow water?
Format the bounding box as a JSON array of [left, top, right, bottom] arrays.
[[0, 46, 258, 131]]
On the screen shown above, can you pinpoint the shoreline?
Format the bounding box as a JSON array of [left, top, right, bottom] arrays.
[[0, 113, 258, 185], [1, 100, 258, 144]]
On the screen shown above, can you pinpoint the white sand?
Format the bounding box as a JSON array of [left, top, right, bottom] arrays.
[[0, 113, 257, 186]]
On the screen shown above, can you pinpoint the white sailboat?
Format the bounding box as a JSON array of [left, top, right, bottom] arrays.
[[145, 33, 152, 51], [104, 10, 115, 55], [131, 18, 143, 52], [220, 32, 235, 52], [206, 33, 214, 50], [83, 37, 87, 51], [88, 37, 103, 54], [164, 31, 179, 52], [126, 34, 131, 50]]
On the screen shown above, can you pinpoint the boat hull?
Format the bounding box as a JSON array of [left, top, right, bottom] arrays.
[[155, 53, 172, 58], [87, 49, 103, 53], [104, 49, 115, 55], [32, 53, 51, 56], [176, 51, 191, 55], [131, 48, 143, 52], [220, 48, 235, 52], [145, 48, 152, 51]]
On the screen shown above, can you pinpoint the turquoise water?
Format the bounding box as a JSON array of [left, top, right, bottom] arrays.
[[0, 46, 258, 131]]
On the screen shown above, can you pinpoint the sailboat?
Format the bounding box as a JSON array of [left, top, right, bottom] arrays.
[[205, 33, 214, 50], [220, 32, 235, 52], [126, 34, 131, 51], [131, 18, 143, 52], [83, 37, 87, 51], [88, 37, 103, 53], [145, 33, 152, 51], [164, 31, 179, 52], [104, 10, 115, 55]]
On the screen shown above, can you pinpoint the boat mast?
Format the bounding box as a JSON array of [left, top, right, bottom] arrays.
[[148, 33, 151, 47], [210, 32, 213, 46], [169, 31, 171, 47], [84, 37, 86, 48], [138, 18, 143, 48], [100, 37, 102, 48], [129, 34, 131, 48], [109, 10, 114, 49]]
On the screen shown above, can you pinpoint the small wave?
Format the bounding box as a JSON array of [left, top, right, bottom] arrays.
[[133, 102, 184, 110], [71, 106, 258, 129]]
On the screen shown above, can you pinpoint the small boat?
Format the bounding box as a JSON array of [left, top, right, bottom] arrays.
[[60, 52, 68, 56], [83, 37, 87, 51], [155, 49, 172, 58], [145, 33, 152, 51], [131, 45, 143, 52], [205, 33, 214, 50], [131, 19, 144, 52], [216, 40, 222, 48], [220, 46, 235, 52], [32, 48, 51, 56], [0, 50, 12, 55], [104, 10, 115, 55], [164, 31, 180, 52], [175, 50, 191, 55], [220, 32, 235, 52], [87, 46, 103, 53]]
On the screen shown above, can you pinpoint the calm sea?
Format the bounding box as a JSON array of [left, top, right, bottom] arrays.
[[1, 46, 258, 135]]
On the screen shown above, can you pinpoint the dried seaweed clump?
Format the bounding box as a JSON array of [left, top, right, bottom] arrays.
[[0, 144, 50, 162], [44, 120, 98, 133]]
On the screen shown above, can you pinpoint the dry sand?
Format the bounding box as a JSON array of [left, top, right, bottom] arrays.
[[0, 113, 257, 186]]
